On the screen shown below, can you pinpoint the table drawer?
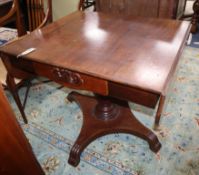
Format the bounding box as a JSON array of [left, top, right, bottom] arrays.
[[109, 82, 159, 108], [8, 58, 108, 95], [32, 62, 108, 95]]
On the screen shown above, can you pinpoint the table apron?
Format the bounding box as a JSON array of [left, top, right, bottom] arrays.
[[5, 57, 109, 96], [109, 82, 160, 108], [3, 56, 160, 108]]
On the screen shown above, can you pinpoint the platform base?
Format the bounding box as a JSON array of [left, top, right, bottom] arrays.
[[67, 92, 161, 167]]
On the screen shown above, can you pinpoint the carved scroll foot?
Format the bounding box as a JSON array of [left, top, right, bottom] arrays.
[[67, 92, 161, 167], [68, 143, 81, 167]]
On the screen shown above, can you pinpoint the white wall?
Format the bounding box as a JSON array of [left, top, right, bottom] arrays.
[[52, 0, 79, 21]]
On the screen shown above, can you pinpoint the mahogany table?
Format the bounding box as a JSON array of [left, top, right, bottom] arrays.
[[0, 11, 191, 167]]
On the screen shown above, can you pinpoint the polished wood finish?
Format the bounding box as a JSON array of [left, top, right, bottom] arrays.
[[109, 82, 159, 108], [191, 0, 199, 33], [95, 0, 159, 17], [26, 0, 53, 31], [67, 92, 161, 166], [4, 56, 108, 95], [94, 0, 186, 19], [0, 0, 26, 36], [0, 0, 13, 18], [0, 83, 44, 175], [0, 11, 190, 166], [0, 12, 190, 94]]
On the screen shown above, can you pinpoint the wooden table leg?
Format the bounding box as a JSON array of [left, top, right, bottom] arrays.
[[6, 74, 28, 124], [154, 95, 165, 129], [78, 0, 85, 10], [67, 92, 161, 167], [191, 0, 199, 33]]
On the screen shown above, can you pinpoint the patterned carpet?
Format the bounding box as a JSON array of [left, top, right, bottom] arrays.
[[1, 28, 199, 175], [190, 32, 199, 48], [0, 27, 17, 45]]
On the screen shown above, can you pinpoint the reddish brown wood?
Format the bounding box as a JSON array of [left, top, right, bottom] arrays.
[[1, 54, 33, 80], [94, 0, 186, 19], [67, 92, 161, 167], [0, 0, 13, 18], [1, 54, 34, 123], [154, 95, 165, 128], [0, 12, 190, 95], [0, 83, 44, 175], [33, 61, 108, 95], [0, 0, 26, 36], [109, 82, 159, 108], [191, 0, 199, 33], [0, 11, 191, 125], [94, 95, 120, 120], [3, 56, 109, 95], [95, 0, 159, 17], [0, 11, 191, 166]]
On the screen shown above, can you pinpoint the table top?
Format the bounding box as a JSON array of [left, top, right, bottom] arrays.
[[0, 11, 190, 94]]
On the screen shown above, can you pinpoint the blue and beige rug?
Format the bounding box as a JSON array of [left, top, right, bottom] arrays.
[[0, 27, 17, 45], [1, 27, 199, 175]]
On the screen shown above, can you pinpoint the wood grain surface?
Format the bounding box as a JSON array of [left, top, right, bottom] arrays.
[[95, 0, 187, 19], [0, 11, 191, 95]]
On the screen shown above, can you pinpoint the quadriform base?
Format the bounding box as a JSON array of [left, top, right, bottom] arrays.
[[67, 92, 161, 167]]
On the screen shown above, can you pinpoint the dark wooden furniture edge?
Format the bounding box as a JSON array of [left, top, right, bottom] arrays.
[[0, 83, 44, 175], [109, 82, 159, 108], [67, 91, 161, 167], [1, 53, 161, 108], [0, 53, 162, 167], [162, 22, 191, 96]]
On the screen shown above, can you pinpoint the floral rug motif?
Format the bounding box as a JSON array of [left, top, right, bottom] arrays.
[[4, 46, 199, 175]]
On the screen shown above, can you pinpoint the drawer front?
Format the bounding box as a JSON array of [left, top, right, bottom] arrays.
[[33, 62, 108, 95], [109, 82, 159, 108], [10, 58, 108, 95]]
